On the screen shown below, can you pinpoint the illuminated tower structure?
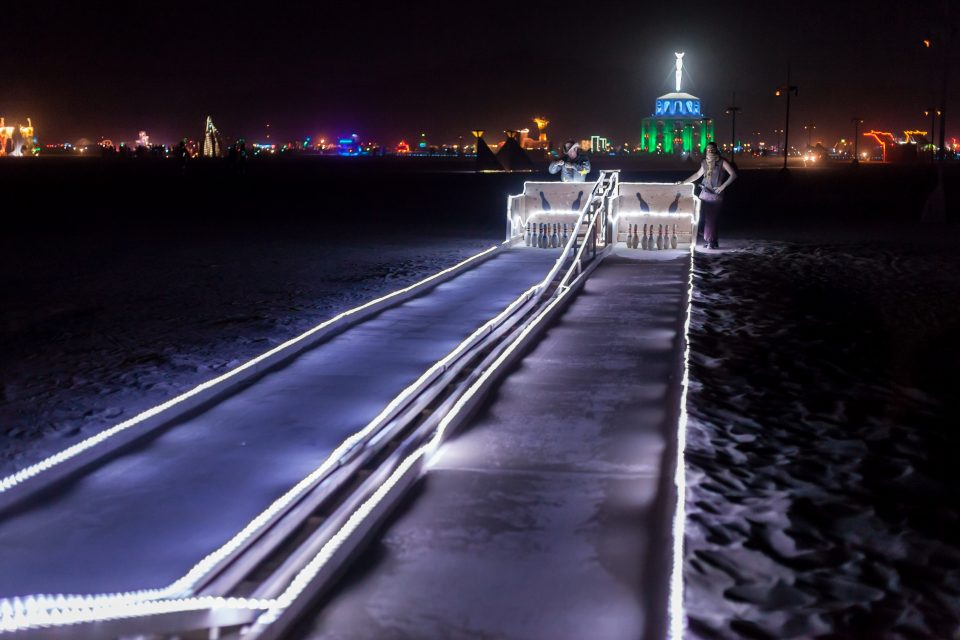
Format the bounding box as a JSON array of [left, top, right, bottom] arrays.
[[639, 52, 714, 154], [0, 118, 14, 156], [203, 116, 223, 158], [0, 117, 36, 156], [533, 117, 549, 149]]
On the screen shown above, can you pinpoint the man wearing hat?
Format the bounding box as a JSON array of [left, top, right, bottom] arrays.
[[548, 139, 591, 182]]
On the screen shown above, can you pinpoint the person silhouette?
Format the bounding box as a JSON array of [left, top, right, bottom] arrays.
[[548, 140, 591, 183], [680, 141, 737, 249]]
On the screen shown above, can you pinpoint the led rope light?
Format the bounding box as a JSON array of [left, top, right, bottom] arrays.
[[0, 243, 506, 496], [253, 257, 580, 633], [0, 595, 273, 634], [251, 175, 622, 636], [153, 281, 541, 599], [0, 176, 624, 635], [0, 242, 528, 630], [0, 234, 565, 630], [668, 239, 695, 639]]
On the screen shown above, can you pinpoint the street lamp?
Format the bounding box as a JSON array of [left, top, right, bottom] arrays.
[[851, 118, 863, 164], [725, 92, 741, 161], [803, 123, 816, 148], [923, 25, 954, 162], [775, 63, 799, 171], [923, 108, 940, 161]]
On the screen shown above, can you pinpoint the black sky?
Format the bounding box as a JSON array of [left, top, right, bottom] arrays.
[[3, 0, 955, 146]]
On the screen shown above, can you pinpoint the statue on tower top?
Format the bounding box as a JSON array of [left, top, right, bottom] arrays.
[[675, 52, 684, 92]]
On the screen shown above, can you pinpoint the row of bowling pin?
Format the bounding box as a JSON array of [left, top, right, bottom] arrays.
[[626, 223, 678, 250], [525, 222, 569, 249]]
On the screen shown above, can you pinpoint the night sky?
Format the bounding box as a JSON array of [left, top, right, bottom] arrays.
[[4, 0, 955, 146]]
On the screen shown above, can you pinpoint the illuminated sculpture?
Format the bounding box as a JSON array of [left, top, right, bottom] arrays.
[[532, 117, 550, 149], [0, 118, 13, 156], [674, 52, 684, 92], [863, 130, 895, 162], [639, 53, 714, 155], [0, 117, 36, 156], [202, 116, 223, 158]]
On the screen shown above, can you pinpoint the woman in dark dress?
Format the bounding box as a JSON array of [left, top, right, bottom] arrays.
[[681, 142, 737, 249]]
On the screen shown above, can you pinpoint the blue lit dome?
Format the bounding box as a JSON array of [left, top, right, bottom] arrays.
[[654, 92, 702, 117]]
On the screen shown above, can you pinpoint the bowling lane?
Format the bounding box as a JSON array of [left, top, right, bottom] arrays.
[[297, 254, 691, 640], [0, 247, 559, 600]]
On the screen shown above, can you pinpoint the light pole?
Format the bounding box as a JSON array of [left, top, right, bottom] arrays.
[[725, 92, 741, 161], [923, 108, 940, 161], [775, 63, 799, 171], [851, 117, 863, 164], [924, 15, 955, 162]]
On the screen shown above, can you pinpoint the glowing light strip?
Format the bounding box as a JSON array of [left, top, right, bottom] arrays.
[[251, 175, 621, 636], [0, 243, 505, 497], [610, 182, 696, 226], [252, 247, 586, 634], [0, 595, 272, 634], [156, 281, 540, 598], [903, 130, 927, 144], [0, 244, 538, 625], [863, 130, 895, 162], [0, 178, 617, 635], [668, 238, 695, 639]]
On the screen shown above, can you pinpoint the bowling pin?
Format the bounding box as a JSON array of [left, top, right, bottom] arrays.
[[551, 223, 559, 248], [525, 222, 533, 246], [656, 224, 664, 250], [671, 224, 678, 249], [632, 224, 640, 249], [561, 223, 569, 246], [641, 223, 648, 250]]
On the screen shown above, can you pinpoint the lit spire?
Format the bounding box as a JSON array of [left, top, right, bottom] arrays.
[[675, 52, 684, 92]]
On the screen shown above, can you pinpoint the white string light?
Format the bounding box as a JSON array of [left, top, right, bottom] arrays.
[[0, 243, 507, 497], [2, 171, 695, 638], [669, 236, 696, 639]]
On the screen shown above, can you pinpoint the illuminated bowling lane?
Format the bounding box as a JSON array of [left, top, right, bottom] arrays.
[[0, 248, 558, 601]]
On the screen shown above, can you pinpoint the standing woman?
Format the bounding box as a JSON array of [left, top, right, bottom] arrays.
[[681, 141, 737, 249]]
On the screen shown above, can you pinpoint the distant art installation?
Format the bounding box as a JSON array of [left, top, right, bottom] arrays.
[[0, 117, 36, 156], [639, 53, 714, 155], [203, 116, 223, 158]]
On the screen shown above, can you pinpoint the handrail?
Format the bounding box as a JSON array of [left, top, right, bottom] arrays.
[[555, 171, 619, 293], [248, 193, 619, 640], [0, 178, 625, 638], [531, 171, 618, 298]]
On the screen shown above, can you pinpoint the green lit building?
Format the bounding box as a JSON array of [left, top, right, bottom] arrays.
[[639, 91, 714, 154]]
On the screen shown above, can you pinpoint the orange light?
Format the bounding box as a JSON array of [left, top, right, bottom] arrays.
[[923, 39, 931, 48], [863, 130, 895, 162], [775, 89, 781, 97], [903, 130, 927, 143]]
